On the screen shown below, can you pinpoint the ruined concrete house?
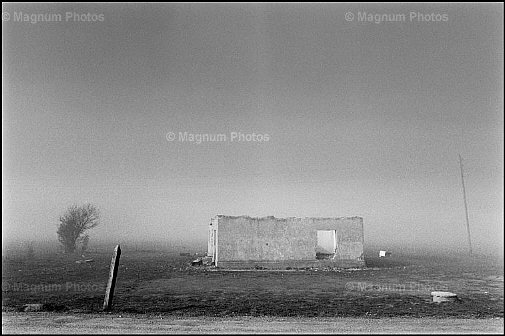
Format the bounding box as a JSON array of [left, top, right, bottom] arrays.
[[207, 215, 365, 269]]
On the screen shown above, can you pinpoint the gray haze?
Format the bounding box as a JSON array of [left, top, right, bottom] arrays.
[[2, 3, 503, 254]]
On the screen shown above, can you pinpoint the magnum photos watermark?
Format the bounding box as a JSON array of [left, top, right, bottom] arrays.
[[345, 11, 448, 24], [166, 131, 270, 144], [345, 281, 449, 292], [2, 11, 105, 24], [3, 281, 105, 292]]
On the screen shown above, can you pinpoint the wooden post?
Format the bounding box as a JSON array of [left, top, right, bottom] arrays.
[[103, 244, 121, 311], [458, 155, 473, 256]]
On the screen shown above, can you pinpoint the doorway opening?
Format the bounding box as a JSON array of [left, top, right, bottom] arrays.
[[316, 230, 337, 260]]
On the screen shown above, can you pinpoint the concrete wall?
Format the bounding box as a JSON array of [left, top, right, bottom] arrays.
[[207, 216, 218, 261], [208, 215, 364, 269]]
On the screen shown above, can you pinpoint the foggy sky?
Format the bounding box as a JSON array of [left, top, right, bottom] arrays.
[[2, 3, 503, 254]]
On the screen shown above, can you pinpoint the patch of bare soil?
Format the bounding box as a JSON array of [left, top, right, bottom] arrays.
[[2, 252, 503, 319]]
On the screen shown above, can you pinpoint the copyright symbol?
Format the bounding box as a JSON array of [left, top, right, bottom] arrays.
[[2, 12, 10, 21], [166, 132, 176, 142], [345, 12, 354, 22], [345, 282, 355, 291]]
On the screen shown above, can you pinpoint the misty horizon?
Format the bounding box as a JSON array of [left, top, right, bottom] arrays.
[[2, 3, 503, 257]]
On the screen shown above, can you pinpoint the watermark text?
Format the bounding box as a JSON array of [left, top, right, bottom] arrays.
[[166, 131, 270, 144], [345, 11, 449, 24]]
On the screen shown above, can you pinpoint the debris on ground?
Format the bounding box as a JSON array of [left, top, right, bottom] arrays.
[[75, 259, 94, 264], [191, 258, 203, 266], [379, 250, 392, 258], [22, 304, 45, 312], [431, 291, 459, 303], [190, 255, 213, 266]]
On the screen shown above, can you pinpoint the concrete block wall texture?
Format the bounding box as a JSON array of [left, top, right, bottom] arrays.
[[208, 217, 218, 261], [208, 215, 365, 269]]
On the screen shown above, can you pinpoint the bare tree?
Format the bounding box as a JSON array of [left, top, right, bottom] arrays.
[[57, 204, 99, 254], [25, 241, 35, 259], [80, 234, 90, 256]]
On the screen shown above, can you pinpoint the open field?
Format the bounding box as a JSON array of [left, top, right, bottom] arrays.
[[2, 248, 503, 320]]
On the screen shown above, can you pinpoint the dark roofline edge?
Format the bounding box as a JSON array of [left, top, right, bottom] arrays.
[[212, 215, 363, 221]]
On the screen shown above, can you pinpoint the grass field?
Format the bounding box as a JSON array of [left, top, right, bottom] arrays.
[[2, 248, 503, 319]]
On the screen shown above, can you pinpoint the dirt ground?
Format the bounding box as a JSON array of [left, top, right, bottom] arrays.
[[2, 313, 504, 334], [2, 248, 504, 333]]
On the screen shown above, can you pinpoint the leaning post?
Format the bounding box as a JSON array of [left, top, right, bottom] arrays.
[[103, 244, 121, 311]]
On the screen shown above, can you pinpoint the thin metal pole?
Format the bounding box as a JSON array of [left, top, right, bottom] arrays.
[[458, 154, 473, 255]]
